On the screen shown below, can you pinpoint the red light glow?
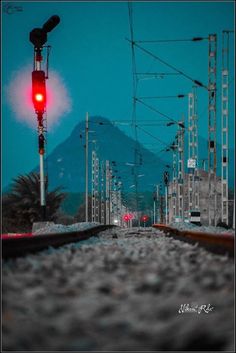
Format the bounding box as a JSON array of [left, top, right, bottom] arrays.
[[141, 215, 149, 222], [35, 93, 44, 102], [6, 66, 71, 129], [123, 213, 134, 222]]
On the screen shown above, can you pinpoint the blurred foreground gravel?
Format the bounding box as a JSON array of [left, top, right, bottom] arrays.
[[2, 227, 234, 351]]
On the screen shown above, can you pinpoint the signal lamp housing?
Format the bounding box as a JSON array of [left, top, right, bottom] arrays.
[[32, 70, 46, 112]]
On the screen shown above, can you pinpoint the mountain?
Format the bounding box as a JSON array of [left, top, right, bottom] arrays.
[[43, 116, 170, 193], [36, 116, 234, 194]]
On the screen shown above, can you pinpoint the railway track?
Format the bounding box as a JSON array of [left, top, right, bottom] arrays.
[[2, 225, 115, 259], [153, 223, 234, 257], [2, 223, 234, 259]]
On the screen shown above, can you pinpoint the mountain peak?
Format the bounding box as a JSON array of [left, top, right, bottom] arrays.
[[44, 116, 168, 192]]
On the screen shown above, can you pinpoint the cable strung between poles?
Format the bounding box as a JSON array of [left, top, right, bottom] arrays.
[[135, 124, 171, 147], [126, 38, 208, 90], [135, 97, 179, 124], [135, 37, 208, 43]]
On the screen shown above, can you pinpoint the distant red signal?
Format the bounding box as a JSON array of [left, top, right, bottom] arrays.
[[141, 215, 149, 222], [32, 70, 46, 112], [123, 213, 134, 222]]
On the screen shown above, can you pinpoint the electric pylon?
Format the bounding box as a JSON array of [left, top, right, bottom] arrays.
[[100, 160, 105, 224], [208, 34, 217, 226], [221, 30, 233, 225], [91, 149, 100, 222], [177, 121, 185, 221], [188, 86, 199, 213], [105, 160, 111, 224]]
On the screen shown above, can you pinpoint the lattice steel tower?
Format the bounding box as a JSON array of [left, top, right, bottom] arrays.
[[100, 160, 105, 225], [171, 141, 178, 222], [91, 150, 100, 222], [221, 30, 233, 225], [188, 86, 199, 212], [208, 34, 217, 226], [177, 121, 185, 221], [105, 160, 111, 224]]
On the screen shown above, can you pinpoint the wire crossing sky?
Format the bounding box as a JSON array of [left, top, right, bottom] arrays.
[[2, 1, 235, 189]]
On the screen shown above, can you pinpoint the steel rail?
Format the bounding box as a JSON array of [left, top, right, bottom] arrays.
[[152, 224, 234, 257], [2, 225, 115, 259]]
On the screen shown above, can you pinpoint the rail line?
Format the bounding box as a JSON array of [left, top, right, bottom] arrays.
[[153, 224, 234, 257], [2, 225, 114, 259]]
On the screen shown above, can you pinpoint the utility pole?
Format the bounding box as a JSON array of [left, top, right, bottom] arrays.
[[95, 153, 100, 222], [153, 190, 156, 224], [100, 160, 105, 225], [221, 30, 233, 225], [85, 112, 89, 222], [208, 34, 217, 226], [177, 121, 185, 221], [91, 147, 100, 222], [160, 194, 164, 224], [118, 181, 122, 226], [105, 160, 110, 224], [156, 184, 159, 223], [171, 141, 178, 222], [164, 171, 169, 224], [29, 16, 60, 221], [91, 150, 96, 222], [188, 86, 199, 214]]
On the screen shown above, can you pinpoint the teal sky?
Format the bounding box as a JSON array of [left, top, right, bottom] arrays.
[[2, 1, 235, 188]]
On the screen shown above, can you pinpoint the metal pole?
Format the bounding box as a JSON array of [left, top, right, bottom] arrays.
[[91, 150, 96, 222], [208, 34, 217, 226], [172, 144, 177, 222], [100, 161, 105, 225], [221, 30, 231, 225], [34, 51, 46, 220], [188, 86, 199, 214], [156, 184, 159, 223], [105, 161, 110, 224], [85, 112, 89, 222], [95, 155, 100, 222], [177, 121, 185, 221], [153, 199, 156, 224], [165, 185, 168, 224]]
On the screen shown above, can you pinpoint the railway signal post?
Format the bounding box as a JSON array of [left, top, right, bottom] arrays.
[[29, 15, 60, 220]]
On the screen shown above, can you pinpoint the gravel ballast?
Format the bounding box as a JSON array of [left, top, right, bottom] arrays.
[[2, 227, 234, 351]]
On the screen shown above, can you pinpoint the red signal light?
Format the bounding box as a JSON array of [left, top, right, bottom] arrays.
[[141, 215, 149, 222], [35, 93, 44, 102], [32, 70, 46, 112], [123, 213, 134, 222]]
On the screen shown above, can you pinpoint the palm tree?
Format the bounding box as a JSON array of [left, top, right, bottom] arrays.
[[2, 173, 66, 232]]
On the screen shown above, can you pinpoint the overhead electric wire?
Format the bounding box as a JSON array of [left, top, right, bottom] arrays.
[[135, 72, 181, 76], [126, 38, 208, 90], [128, 1, 140, 213], [135, 97, 179, 124], [135, 37, 208, 43], [135, 124, 170, 147], [128, 3, 138, 126], [90, 120, 175, 127], [138, 94, 186, 100]]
